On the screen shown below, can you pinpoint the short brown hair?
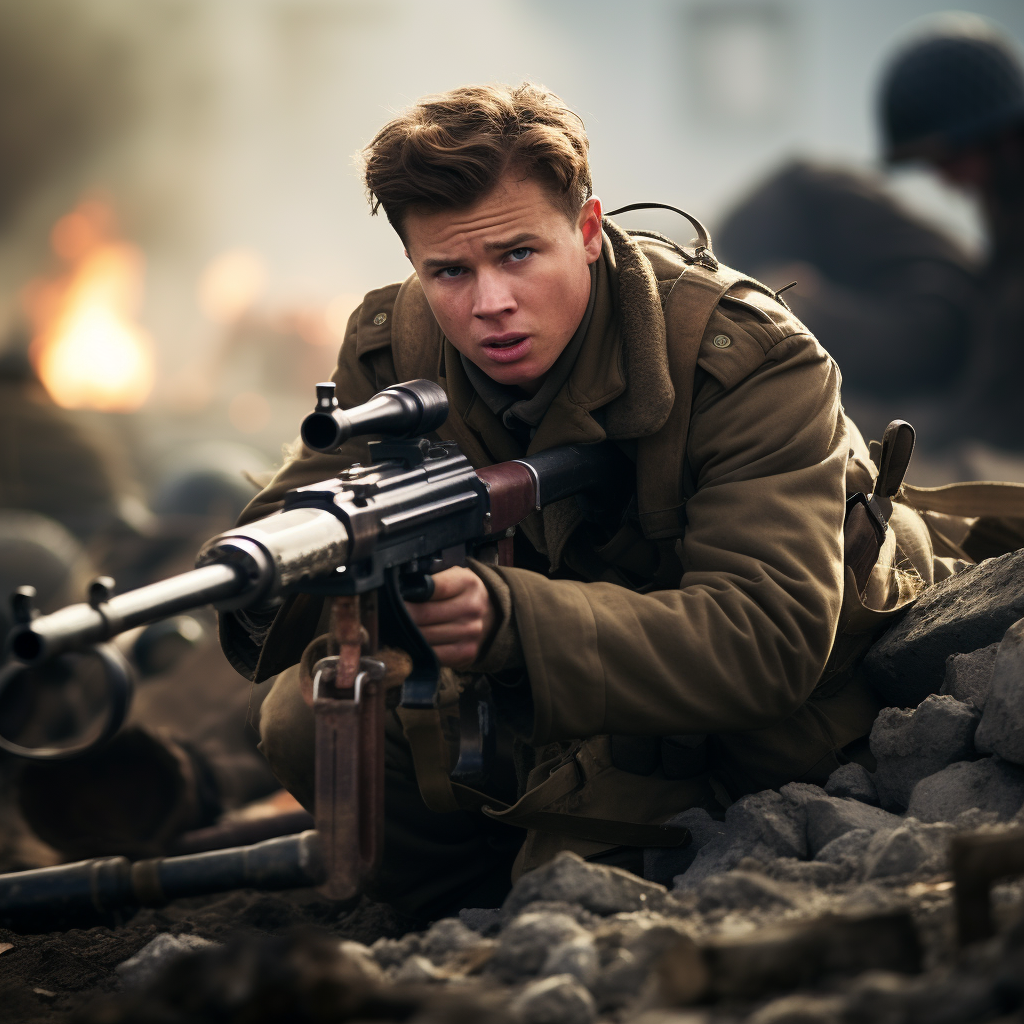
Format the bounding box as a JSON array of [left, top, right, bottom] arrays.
[[363, 83, 592, 236]]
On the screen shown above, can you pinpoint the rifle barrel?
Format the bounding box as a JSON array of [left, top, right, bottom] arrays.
[[9, 563, 245, 664]]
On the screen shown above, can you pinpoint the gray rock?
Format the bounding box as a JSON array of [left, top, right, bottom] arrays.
[[975, 619, 1024, 764], [391, 955, 443, 984], [905, 757, 1024, 822], [540, 936, 599, 987], [643, 807, 727, 886], [419, 917, 479, 965], [780, 783, 901, 855], [941, 642, 1000, 710], [696, 869, 798, 912], [337, 942, 384, 984], [765, 858, 853, 886], [370, 933, 419, 969], [862, 820, 953, 879], [492, 911, 587, 979], [672, 791, 806, 890], [458, 906, 503, 936], [726, 790, 807, 859], [672, 835, 746, 890], [824, 763, 879, 805], [591, 921, 694, 1008], [952, 807, 1001, 831], [510, 974, 597, 1024], [863, 551, 1024, 708], [503, 851, 667, 918], [814, 828, 874, 865], [116, 934, 217, 989], [869, 695, 979, 810], [748, 993, 844, 1024]]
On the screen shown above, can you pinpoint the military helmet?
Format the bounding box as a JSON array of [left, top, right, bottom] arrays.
[[880, 17, 1024, 162]]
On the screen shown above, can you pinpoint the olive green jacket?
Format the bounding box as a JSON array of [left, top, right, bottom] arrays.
[[224, 221, 940, 868]]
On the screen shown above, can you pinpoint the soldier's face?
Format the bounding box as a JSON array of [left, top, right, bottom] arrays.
[[403, 174, 602, 392]]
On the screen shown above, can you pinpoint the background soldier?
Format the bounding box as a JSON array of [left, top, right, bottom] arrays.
[[880, 17, 1024, 450], [718, 16, 1024, 456]]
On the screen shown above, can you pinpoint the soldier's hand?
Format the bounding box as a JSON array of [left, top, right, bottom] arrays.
[[404, 566, 495, 669]]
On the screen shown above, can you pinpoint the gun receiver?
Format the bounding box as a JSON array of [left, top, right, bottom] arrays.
[[0, 379, 624, 910]]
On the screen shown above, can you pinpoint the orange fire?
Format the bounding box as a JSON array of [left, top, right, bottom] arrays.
[[24, 199, 156, 412]]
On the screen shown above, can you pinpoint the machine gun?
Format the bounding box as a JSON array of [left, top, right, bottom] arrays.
[[0, 378, 635, 927]]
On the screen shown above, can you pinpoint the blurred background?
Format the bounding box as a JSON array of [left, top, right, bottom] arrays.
[[0, 0, 1019, 482]]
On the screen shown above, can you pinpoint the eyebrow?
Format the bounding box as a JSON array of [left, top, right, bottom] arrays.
[[420, 233, 540, 270]]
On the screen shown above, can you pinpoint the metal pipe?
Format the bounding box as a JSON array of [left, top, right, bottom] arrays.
[[9, 564, 246, 664]]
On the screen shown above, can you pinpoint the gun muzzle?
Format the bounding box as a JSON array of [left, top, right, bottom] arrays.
[[300, 379, 448, 454]]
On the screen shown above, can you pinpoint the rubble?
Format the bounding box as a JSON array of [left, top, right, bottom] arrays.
[[974, 619, 1024, 764], [940, 642, 1000, 710], [823, 762, 878, 804], [8, 615, 1024, 1023], [905, 757, 1024, 822], [869, 694, 979, 811], [862, 549, 1024, 707]]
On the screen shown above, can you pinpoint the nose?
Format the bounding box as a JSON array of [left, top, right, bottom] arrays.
[[472, 267, 517, 319]]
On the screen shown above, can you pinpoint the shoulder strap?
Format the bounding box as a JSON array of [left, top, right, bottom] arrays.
[[635, 262, 753, 539], [607, 204, 770, 540]]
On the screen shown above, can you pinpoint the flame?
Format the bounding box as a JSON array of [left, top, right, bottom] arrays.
[[199, 248, 267, 325], [24, 199, 155, 412]]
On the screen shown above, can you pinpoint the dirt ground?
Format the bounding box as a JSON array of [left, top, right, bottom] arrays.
[[0, 888, 412, 1023]]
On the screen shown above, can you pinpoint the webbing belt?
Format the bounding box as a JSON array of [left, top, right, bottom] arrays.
[[396, 705, 690, 849]]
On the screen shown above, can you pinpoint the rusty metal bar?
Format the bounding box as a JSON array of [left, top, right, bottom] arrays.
[[951, 827, 1024, 945], [313, 594, 386, 902]]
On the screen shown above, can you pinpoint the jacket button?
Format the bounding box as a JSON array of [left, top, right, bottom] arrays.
[[373, 312, 388, 326], [712, 334, 731, 348]]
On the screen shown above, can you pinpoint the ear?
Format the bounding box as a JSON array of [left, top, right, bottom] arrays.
[[404, 248, 412, 263], [578, 196, 603, 264]]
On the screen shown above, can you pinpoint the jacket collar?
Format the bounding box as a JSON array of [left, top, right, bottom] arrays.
[[439, 221, 676, 462]]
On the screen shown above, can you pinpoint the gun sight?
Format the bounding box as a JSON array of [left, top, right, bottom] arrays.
[[301, 379, 447, 454]]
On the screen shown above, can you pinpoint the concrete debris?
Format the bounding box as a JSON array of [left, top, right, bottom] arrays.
[[905, 756, 1024, 822], [861, 819, 953, 879], [391, 954, 444, 984], [673, 791, 807, 891], [644, 807, 728, 886], [115, 933, 219, 989], [459, 906, 503, 936], [695, 869, 799, 913], [492, 911, 589, 980], [502, 850, 669, 918], [814, 827, 874, 866], [869, 694, 979, 811], [863, 549, 1024, 707], [974, 618, 1024, 764], [779, 783, 901, 855], [29, 620, 1024, 1024], [823, 763, 879, 805], [509, 973, 597, 1024], [418, 916, 480, 965], [940, 641, 1000, 710]]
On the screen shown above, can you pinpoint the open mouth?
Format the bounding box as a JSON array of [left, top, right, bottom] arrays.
[[482, 335, 531, 364]]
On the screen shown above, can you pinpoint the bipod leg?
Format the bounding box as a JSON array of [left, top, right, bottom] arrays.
[[313, 593, 385, 901]]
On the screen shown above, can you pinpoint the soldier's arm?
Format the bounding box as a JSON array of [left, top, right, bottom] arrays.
[[475, 325, 848, 743]]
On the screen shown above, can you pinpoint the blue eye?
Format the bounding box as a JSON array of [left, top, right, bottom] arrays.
[[508, 248, 532, 261], [439, 266, 464, 279]]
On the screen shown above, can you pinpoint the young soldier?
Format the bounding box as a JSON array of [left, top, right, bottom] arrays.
[[221, 83, 952, 919]]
